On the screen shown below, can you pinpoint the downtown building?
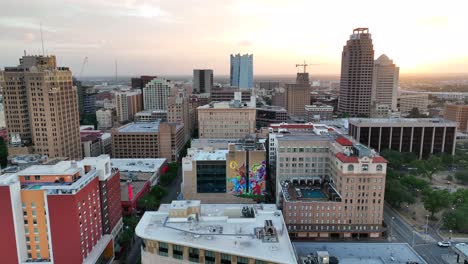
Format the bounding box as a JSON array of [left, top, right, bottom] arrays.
[[337, 28, 375, 117], [96, 109, 114, 130], [285, 72, 311, 118], [444, 103, 468, 132], [198, 93, 256, 139], [305, 103, 334, 122], [193, 69, 213, 94], [348, 118, 457, 159], [0, 55, 82, 159], [210, 86, 252, 102], [370, 54, 399, 117], [143, 77, 174, 111], [168, 90, 193, 143], [256, 105, 288, 128], [230, 54, 253, 89], [0, 155, 122, 264], [115, 90, 143, 123], [397, 93, 429, 116], [111, 121, 185, 162], [136, 200, 297, 264]]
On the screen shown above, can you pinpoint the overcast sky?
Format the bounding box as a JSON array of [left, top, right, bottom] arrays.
[[1, 0, 467, 76]]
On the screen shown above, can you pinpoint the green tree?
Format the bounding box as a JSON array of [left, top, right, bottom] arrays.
[[410, 155, 443, 183], [80, 113, 98, 129], [401, 175, 430, 193], [407, 107, 430, 118], [138, 193, 159, 211], [455, 170, 468, 184], [422, 189, 450, 217], [150, 185, 168, 200], [384, 178, 416, 207], [0, 137, 8, 168], [443, 204, 468, 232]]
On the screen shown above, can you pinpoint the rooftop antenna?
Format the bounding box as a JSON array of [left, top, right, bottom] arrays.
[[40, 22, 45, 56], [115, 60, 118, 81]]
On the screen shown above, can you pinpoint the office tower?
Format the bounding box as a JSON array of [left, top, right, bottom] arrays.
[[135, 110, 168, 122], [193, 69, 213, 93], [0, 156, 120, 263], [168, 91, 192, 142], [397, 93, 429, 115], [197, 93, 256, 138], [338, 28, 375, 117], [348, 118, 457, 159], [131, 75, 157, 89], [305, 103, 334, 121], [115, 90, 143, 123], [230, 54, 253, 89], [143, 78, 174, 110], [136, 201, 297, 264], [285, 71, 311, 118], [111, 121, 185, 161], [256, 105, 288, 128], [444, 104, 468, 132], [371, 54, 399, 116], [211, 87, 252, 102], [0, 55, 82, 159], [96, 108, 114, 129]]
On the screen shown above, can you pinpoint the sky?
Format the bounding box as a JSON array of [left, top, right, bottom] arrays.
[[0, 0, 468, 76]]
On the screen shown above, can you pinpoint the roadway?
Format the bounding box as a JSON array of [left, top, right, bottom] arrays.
[[383, 205, 449, 264]]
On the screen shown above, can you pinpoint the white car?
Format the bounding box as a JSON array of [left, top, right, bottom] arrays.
[[438, 241, 451, 247]]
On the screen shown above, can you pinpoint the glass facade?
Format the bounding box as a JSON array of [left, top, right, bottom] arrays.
[[196, 161, 226, 193]]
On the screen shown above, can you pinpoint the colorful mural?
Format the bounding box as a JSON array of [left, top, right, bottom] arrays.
[[228, 160, 267, 197]]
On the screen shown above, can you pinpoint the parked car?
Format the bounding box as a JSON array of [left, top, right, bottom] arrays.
[[438, 241, 451, 247]]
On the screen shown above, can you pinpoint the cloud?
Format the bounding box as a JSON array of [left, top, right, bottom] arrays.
[[0, 17, 57, 32], [21, 33, 36, 42]]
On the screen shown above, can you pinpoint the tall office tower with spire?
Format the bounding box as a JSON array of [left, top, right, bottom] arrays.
[[230, 54, 253, 89], [337, 28, 375, 117], [0, 55, 82, 159], [371, 54, 399, 114]]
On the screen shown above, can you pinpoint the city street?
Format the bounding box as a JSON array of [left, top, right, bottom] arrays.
[[384, 205, 450, 264], [161, 165, 183, 203]]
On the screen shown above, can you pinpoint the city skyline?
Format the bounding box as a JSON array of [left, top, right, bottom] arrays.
[[0, 0, 467, 76]]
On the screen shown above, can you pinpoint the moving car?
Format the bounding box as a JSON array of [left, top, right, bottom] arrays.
[[438, 241, 451, 247]]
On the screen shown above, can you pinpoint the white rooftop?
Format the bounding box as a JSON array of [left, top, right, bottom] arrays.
[[17, 161, 80, 176], [117, 121, 161, 133], [136, 202, 297, 264], [111, 158, 167, 172], [192, 149, 229, 161]]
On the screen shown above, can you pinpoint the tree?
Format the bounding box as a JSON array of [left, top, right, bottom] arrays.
[[384, 178, 416, 208], [443, 204, 468, 232], [455, 170, 468, 184], [422, 189, 450, 217], [401, 175, 430, 193], [80, 113, 98, 129], [0, 138, 8, 168], [138, 194, 159, 211], [150, 185, 168, 200], [407, 107, 429, 118], [410, 155, 443, 183]]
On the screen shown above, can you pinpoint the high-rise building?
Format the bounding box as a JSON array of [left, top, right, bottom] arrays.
[[193, 69, 213, 94], [256, 105, 288, 128], [348, 118, 457, 159], [371, 54, 399, 114], [0, 156, 120, 263], [115, 90, 143, 123], [136, 201, 297, 264], [444, 104, 468, 132], [397, 93, 429, 115], [286, 71, 312, 118], [96, 108, 114, 130], [143, 78, 174, 110], [305, 103, 334, 121], [131, 75, 157, 89], [230, 54, 253, 89], [338, 28, 375, 117], [168, 91, 192, 142], [211, 87, 252, 102], [0, 55, 82, 159], [198, 93, 256, 139]]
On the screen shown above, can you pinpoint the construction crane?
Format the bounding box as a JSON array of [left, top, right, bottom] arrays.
[[295, 60, 320, 73], [79, 57, 88, 80]]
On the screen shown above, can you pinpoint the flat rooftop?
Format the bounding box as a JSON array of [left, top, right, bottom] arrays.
[[17, 161, 80, 176], [281, 180, 341, 203], [117, 121, 160, 133], [192, 149, 229, 161], [136, 202, 297, 264], [349, 118, 457, 126], [191, 138, 241, 149], [111, 158, 166, 172], [121, 181, 148, 202], [294, 242, 427, 264]]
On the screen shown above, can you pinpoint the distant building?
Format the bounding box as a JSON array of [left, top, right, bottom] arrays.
[[80, 129, 112, 157], [121, 181, 150, 216], [371, 55, 399, 114], [135, 110, 168, 122], [190, 93, 211, 129], [0, 156, 120, 263], [198, 93, 256, 138], [286, 72, 311, 118], [96, 108, 114, 130], [256, 105, 288, 128], [348, 118, 457, 159], [397, 93, 429, 115], [1, 55, 82, 159], [305, 103, 334, 122], [135, 201, 297, 264], [111, 121, 185, 161], [115, 90, 143, 123], [259, 81, 280, 91], [310, 92, 339, 113], [143, 77, 174, 111], [111, 158, 168, 186], [211, 87, 252, 102], [182, 137, 266, 203], [338, 28, 374, 117], [230, 53, 253, 89], [193, 69, 213, 94], [168, 91, 192, 142], [444, 104, 468, 132], [131, 75, 157, 89]]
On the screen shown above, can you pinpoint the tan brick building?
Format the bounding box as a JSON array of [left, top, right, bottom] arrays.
[[0, 55, 82, 159], [111, 121, 185, 161], [444, 104, 468, 132]]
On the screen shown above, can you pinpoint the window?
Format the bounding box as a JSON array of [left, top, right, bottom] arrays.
[[34, 176, 40, 181], [255, 260, 266, 264], [220, 253, 231, 264], [158, 242, 168, 256], [237, 256, 249, 264], [31, 202, 36, 208], [362, 164, 369, 172], [348, 165, 354, 171], [376, 165, 383, 171], [188, 248, 199, 262], [205, 250, 216, 264], [172, 244, 183, 259]]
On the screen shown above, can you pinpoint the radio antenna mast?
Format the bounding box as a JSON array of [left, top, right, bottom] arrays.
[[40, 22, 45, 56]]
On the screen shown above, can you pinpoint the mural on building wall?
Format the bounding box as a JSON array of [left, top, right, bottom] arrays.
[[228, 160, 267, 197]]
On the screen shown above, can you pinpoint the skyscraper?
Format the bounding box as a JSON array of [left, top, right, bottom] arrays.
[[285, 71, 311, 118], [115, 90, 143, 123], [143, 77, 174, 110], [338, 28, 375, 117], [193, 69, 213, 93], [371, 54, 399, 113], [0, 55, 82, 159], [230, 54, 253, 89]]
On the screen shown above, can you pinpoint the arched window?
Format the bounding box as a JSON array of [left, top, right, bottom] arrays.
[[348, 165, 354, 172], [376, 165, 383, 171]]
